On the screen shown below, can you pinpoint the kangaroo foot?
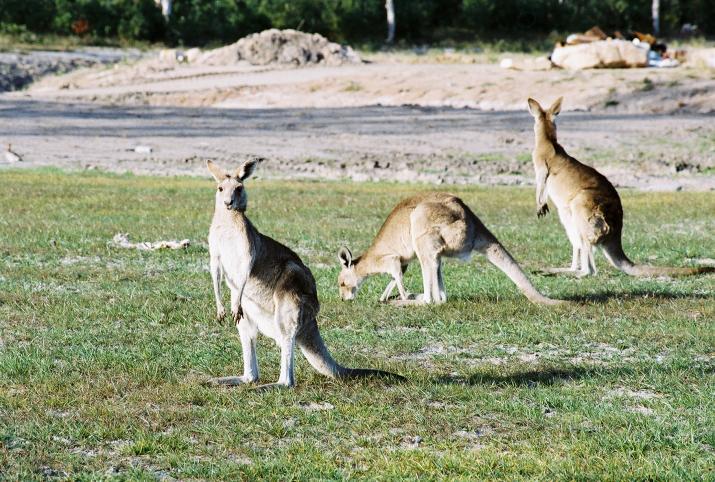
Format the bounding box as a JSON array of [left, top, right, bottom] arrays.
[[205, 375, 255, 387], [389, 298, 427, 307], [539, 267, 581, 276], [253, 382, 292, 391]]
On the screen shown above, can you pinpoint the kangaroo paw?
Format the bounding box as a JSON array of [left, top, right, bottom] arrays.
[[232, 305, 243, 325], [216, 307, 226, 322]]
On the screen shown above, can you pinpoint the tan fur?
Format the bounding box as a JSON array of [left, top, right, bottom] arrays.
[[528, 97, 714, 278], [207, 160, 402, 388], [338, 192, 560, 305]]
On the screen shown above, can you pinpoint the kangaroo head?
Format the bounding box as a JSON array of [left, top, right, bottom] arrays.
[[527, 97, 562, 141], [206, 159, 260, 212], [337, 246, 361, 300]]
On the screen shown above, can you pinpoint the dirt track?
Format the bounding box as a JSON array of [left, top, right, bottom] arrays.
[[2, 98, 713, 191]]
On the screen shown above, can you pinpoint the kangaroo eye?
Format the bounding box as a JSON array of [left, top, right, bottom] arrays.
[[218, 187, 223, 192]]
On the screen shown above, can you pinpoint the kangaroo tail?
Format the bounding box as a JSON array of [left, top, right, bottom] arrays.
[[601, 238, 715, 277], [480, 238, 563, 306], [297, 317, 405, 381]]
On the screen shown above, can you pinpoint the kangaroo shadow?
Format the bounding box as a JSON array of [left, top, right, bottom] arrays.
[[434, 365, 634, 387], [445, 289, 711, 305], [560, 289, 714, 304]]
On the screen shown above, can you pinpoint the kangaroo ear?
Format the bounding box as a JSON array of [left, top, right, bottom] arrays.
[[338, 247, 352, 268], [527, 98, 544, 117], [549, 97, 563, 117], [206, 160, 227, 182], [236, 158, 262, 181]]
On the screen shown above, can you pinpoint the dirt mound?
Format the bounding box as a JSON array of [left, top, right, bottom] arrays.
[[199, 29, 361, 66]]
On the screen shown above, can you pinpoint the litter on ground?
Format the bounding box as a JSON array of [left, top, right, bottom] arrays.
[[505, 26, 685, 70], [111, 233, 189, 251]]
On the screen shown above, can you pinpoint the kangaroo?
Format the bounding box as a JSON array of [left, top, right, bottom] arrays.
[[527, 97, 714, 277], [207, 159, 402, 388], [337, 192, 561, 305]]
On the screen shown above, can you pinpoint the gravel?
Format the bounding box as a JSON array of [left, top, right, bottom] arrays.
[[0, 48, 143, 92]]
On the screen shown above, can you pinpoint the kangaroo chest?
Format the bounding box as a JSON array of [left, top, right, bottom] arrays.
[[211, 221, 280, 312], [211, 223, 250, 267], [545, 168, 575, 208]]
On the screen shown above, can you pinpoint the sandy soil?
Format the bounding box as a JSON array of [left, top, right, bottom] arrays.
[[2, 50, 714, 190], [24, 59, 715, 114]]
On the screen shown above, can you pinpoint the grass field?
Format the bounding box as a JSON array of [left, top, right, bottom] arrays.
[[1, 168, 714, 480]]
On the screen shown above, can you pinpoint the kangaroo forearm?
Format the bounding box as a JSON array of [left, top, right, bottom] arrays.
[[230, 266, 252, 304], [535, 173, 548, 206], [537, 186, 548, 205]]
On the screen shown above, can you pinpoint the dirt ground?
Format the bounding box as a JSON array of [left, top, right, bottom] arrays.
[[2, 49, 714, 191], [25, 55, 715, 114]]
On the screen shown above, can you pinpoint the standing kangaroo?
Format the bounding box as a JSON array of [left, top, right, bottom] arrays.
[[528, 97, 714, 277], [207, 159, 401, 388], [337, 192, 561, 305]]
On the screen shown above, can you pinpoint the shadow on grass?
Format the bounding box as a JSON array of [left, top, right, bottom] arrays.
[[560, 289, 714, 304], [444, 289, 712, 305], [434, 365, 634, 387]]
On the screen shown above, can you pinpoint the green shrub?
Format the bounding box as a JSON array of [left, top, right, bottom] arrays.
[[167, 0, 270, 46], [50, 0, 164, 41], [0, 0, 56, 32], [1, 0, 714, 46]]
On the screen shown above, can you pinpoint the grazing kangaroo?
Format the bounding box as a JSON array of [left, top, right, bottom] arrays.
[[337, 192, 561, 305], [528, 97, 714, 277], [207, 159, 401, 388]]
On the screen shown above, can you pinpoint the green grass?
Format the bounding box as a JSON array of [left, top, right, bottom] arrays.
[[1, 169, 714, 480], [342, 81, 364, 92]]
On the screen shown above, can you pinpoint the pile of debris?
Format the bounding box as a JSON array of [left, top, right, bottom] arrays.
[[551, 26, 681, 70], [164, 29, 361, 67]]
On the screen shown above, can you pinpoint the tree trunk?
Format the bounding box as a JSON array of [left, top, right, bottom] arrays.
[[385, 0, 395, 44], [652, 0, 660, 35], [155, 0, 172, 20]]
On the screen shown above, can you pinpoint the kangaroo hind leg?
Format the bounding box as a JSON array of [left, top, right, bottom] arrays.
[[572, 201, 603, 277], [437, 261, 446, 302], [255, 294, 300, 390], [413, 234, 444, 304], [542, 207, 582, 275], [208, 315, 259, 386]]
